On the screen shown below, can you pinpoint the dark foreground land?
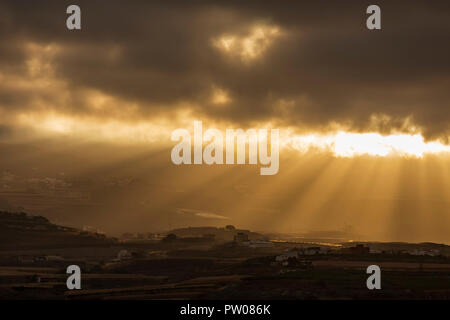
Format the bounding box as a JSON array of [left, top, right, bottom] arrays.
[[1, 212, 450, 300], [1, 253, 450, 300]]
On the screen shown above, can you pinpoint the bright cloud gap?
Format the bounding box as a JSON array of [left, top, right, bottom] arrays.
[[286, 131, 450, 158], [13, 112, 450, 158]]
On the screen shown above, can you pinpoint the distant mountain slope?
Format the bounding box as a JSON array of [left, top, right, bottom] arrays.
[[0, 211, 117, 250]]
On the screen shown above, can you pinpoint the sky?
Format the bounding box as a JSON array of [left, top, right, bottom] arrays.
[[0, 1, 449, 242]]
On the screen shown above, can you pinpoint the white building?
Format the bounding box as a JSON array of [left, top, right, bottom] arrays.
[[275, 251, 299, 262], [117, 249, 132, 261], [409, 249, 440, 256]]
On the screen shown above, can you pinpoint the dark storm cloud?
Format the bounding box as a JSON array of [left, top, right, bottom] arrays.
[[0, 0, 449, 138]]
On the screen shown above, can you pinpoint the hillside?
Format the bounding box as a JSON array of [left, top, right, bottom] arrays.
[[0, 211, 117, 250]]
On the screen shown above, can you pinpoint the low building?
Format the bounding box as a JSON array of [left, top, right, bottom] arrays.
[[409, 249, 440, 256], [427, 249, 441, 256], [276, 250, 299, 262], [117, 249, 132, 261]]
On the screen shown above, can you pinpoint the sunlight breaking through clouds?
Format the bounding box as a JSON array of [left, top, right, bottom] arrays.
[[11, 111, 450, 159], [212, 24, 281, 61], [287, 131, 450, 158]]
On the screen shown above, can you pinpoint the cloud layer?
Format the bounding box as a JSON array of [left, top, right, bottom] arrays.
[[0, 1, 449, 140]]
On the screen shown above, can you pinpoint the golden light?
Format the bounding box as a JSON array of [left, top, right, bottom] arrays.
[[16, 112, 176, 144], [287, 131, 450, 158], [211, 87, 231, 105], [10, 109, 450, 159], [212, 24, 281, 61]]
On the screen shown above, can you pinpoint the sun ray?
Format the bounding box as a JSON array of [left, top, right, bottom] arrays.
[[228, 153, 320, 231]]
